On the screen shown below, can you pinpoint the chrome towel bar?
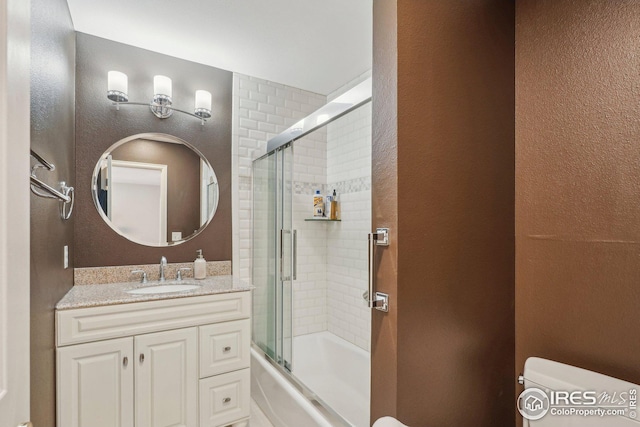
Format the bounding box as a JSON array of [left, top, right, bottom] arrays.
[[30, 149, 74, 220], [30, 175, 71, 203], [30, 149, 55, 171]]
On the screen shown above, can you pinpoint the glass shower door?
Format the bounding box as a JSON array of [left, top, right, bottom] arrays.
[[252, 145, 293, 371], [252, 150, 276, 359]]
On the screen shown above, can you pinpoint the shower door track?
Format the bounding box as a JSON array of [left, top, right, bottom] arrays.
[[265, 77, 372, 154]]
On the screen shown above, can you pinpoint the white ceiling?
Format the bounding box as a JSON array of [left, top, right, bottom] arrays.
[[66, 0, 372, 95]]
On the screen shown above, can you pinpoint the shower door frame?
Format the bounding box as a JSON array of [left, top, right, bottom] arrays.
[[252, 143, 294, 372], [251, 142, 352, 427], [251, 78, 373, 427]]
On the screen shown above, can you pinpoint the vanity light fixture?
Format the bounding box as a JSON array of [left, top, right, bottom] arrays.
[[107, 71, 212, 125]]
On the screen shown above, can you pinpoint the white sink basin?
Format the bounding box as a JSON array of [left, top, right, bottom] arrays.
[[127, 283, 201, 295]]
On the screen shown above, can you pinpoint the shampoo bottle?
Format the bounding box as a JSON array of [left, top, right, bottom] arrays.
[[313, 190, 324, 217], [194, 249, 206, 279]]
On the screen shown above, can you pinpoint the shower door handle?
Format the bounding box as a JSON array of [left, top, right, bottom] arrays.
[[293, 230, 297, 281], [280, 229, 292, 281], [367, 228, 389, 312]]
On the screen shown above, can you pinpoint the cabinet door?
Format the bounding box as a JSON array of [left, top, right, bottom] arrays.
[[57, 337, 134, 427], [135, 327, 198, 427]]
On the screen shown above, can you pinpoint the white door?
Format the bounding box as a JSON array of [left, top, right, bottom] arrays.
[[57, 338, 134, 427], [135, 328, 198, 427], [0, 0, 31, 426], [110, 160, 168, 246]]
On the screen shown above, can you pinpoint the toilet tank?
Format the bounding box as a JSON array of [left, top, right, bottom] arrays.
[[520, 357, 640, 426]]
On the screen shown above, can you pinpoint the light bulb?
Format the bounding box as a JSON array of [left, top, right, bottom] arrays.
[[153, 75, 172, 98], [107, 71, 128, 102], [194, 90, 212, 119]]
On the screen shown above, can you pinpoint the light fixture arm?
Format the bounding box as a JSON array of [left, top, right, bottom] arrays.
[[111, 101, 208, 125]]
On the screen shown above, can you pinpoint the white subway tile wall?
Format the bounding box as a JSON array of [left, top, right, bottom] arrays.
[[232, 73, 325, 281], [292, 132, 328, 336], [326, 102, 372, 351]]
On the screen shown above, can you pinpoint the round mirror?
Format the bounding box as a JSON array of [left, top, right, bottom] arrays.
[[92, 133, 218, 247]]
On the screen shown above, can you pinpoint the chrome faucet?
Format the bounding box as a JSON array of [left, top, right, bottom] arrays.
[[159, 256, 167, 282]]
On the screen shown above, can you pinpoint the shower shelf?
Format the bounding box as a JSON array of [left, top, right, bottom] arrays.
[[304, 218, 341, 222]]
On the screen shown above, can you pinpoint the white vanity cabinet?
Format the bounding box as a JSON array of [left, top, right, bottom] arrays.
[[135, 328, 198, 427], [57, 329, 197, 427], [57, 337, 134, 427], [56, 291, 251, 427], [198, 319, 251, 427]]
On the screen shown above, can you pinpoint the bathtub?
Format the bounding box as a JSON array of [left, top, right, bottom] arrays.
[[251, 346, 334, 427], [293, 332, 370, 427], [251, 331, 370, 427]]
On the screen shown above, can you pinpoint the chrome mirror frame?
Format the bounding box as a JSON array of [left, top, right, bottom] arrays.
[[91, 132, 218, 247]]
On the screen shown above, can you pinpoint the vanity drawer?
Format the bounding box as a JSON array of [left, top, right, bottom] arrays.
[[57, 291, 250, 346], [199, 368, 250, 427], [199, 319, 250, 378]]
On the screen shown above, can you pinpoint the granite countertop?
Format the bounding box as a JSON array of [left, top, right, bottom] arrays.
[[56, 275, 253, 310]]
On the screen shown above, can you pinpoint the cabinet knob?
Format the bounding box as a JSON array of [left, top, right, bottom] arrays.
[[223, 346, 231, 352], [223, 397, 231, 404], [123, 356, 128, 367], [139, 353, 145, 363]]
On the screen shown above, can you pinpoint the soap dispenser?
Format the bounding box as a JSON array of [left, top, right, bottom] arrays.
[[330, 189, 338, 220], [194, 249, 206, 280]]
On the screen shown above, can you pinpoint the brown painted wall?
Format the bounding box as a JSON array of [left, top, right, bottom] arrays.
[[111, 138, 201, 241], [75, 33, 232, 267], [30, 0, 76, 423], [372, 1, 515, 425], [516, 0, 640, 421], [371, 0, 399, 421]]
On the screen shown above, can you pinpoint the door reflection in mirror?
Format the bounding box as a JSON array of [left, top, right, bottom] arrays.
[[98, 158, 168, 245]]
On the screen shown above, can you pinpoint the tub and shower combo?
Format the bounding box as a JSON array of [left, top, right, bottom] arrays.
[[250, 78, 376, 427], [249, 74, 640, 427]]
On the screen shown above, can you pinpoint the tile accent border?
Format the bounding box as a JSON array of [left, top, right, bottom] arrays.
[[74, 261, 232, 285], [327, 177, 371, 195], [294, 182, 326, 195], [293, 177, 370, 196]]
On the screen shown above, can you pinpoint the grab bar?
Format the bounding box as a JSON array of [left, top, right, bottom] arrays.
[[365, 228, 390, 312]]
